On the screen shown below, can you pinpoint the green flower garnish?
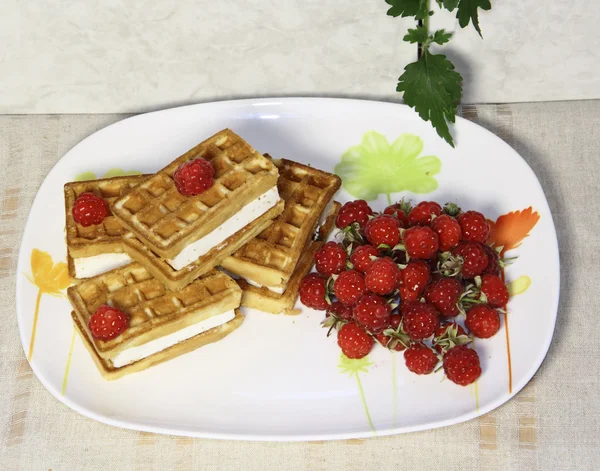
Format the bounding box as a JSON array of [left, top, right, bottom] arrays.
[[338, 353, 373, 376], [335, 131, 442, 202]]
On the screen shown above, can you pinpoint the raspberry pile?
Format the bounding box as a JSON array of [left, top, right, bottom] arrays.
[[300, 199, 511, 386]]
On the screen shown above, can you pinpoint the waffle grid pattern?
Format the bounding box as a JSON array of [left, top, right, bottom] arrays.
[[228, 159, 341, 277], [71, 264, 233, 332], [112, 130, 276, 248], [65, 176, 147, 246]]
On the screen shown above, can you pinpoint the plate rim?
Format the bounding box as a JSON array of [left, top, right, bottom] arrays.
[[15, 97, 560, 441]]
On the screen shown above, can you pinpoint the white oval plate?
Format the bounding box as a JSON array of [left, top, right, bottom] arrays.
[[16, 98, 559, 441]]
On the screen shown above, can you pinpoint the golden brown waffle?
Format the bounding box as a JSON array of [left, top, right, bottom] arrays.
[[67, 264, 242, 372], [237, 201, 340, 314], [111, 129, 279, 259], [221, 158, 341, 292], [64, 175, 150, 278], [122, 200, 284, 291], [72, 310, 243, 381]]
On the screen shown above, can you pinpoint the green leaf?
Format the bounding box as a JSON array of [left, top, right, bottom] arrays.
[[396, 50, 463, 147], [385, 0, 429, 20], [456, 0, 491, 37], [403, 26, 430, 44], [335, 131, 442, 200], [442, 0, 460, 11], [430, 29, 453, 45]]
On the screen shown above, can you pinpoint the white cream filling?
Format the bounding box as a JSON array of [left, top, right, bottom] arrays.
[[111, 309, 236, 368], [246, 278, 285, 294], [74, 253, 132, 278], [167, 186, 281, 270]]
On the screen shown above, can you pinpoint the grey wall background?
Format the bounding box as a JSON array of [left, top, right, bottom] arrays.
[[1, 0, 598, 113]]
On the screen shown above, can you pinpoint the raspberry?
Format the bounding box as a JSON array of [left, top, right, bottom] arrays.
[[299, 273, 329, 310], [480, 274, 509, 308], [333, 270, 366, 306], [403, 226, 439, 259], [365, 215, 401, 247], [433, 322, 470, 354], [88, 305, 129, 341], [465, 304, 501, 339], [72, 192, 109, 227], [336, 200, 373, 229], [452, 241, 489, 278], [349, 244, 379, 273], [431, 214, 462, 251], [482, 244, 501, 275], [402, 302, 440, 340], [315, 241, 347, 276], [404, 343, 439, 375], [443, 345, 482, 386], [457, 210, 490, 243], [353, 293, 391, 334], [365, 257, 401, 295], [383, 203, 410, 227], [398, 260, 431, 302], [374, 332, 407, 351], [424, 277, 463, 317], [173, 158, 215, 196], [408, 201, 442, 226], [326, 301, 353, 321], [337, 323, 374, 359]]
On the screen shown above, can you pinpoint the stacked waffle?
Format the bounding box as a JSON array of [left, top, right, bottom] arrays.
[[64, 129, 340, 380]]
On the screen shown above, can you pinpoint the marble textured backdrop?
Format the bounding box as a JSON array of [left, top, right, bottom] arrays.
[[1, 0, 598, 113]]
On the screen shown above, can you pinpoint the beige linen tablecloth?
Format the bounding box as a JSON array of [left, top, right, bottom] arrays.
[[0, 102, 597, 470]]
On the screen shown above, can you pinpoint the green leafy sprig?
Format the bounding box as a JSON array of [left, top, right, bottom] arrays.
[[385, 0, 492, 147]]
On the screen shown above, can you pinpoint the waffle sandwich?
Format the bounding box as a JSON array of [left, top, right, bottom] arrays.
[[65, 175, 149, 280], [221, 158, 341, 314], [111, 129, 284, 291], [68, 263, 243, 380]]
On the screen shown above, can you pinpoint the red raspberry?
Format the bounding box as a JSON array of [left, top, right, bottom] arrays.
[[404, 343, 439, 375], [402, 302, 440, 340], [398, 260, 430, 302], [424, 277, 463, 317], [337, 323, 374, 359], [336, 200, 373, 229], [333, 269, 366, 306], [88, 305, 129, 341], [173, 158, 215, 196], [433, 322, 470, 354], [365, 257, 401, 295], [315, 241, 347, 276], [408, 201, 442, 226], [431, 214, 462, 251], [403, 226, 439, 259], [299, 273, 329, 310], [457, 210, 490, 243], [322, 301, 353, 334], [374, 332, 407, 351], [443, 345, 482, 386], [349, 244, 379, 273], [480, 274, 509, 308], [365, 215, 401, 247], [383, 204, 409, 227], [465, 304, 500, 339], [326, 301, 353, 321], [452, 241, 489, 278], [482, 244, 501, 275], [353, 294, 391, 334], [72, 192, 109, 227], [390, 313, 402, 329]]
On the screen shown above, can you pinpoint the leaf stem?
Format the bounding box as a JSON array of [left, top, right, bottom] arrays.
[[418, 0, 431, 60]]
